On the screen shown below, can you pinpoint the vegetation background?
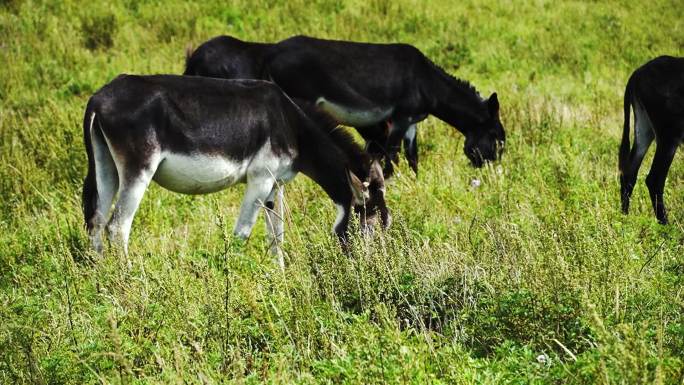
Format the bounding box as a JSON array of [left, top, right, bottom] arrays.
[[1, 0, 683, 383]]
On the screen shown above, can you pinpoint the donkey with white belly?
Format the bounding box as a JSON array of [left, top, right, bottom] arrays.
[[82, 75, 388, 264], [619, 56, 684, 224], [184, 35, 506, 176]]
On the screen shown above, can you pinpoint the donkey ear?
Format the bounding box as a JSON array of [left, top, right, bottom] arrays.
[[487, 92, 500, 116], [347, 170, 366, 203], [369, 159, 385, 185]]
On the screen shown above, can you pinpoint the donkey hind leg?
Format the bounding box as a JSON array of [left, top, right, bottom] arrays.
[[383, 118, 413, 176], [264, 184, 285, 268], [106, 158, 160, 255], [89, 122, 119, 254], [645, 142, 678, 224], [234, 177, 276, 240], [621, 103, 655, 213], [403, 123, 418, 175]]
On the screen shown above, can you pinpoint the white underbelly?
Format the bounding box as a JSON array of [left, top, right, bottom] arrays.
[[316, 97, 393, 126], [153, 153, 249, 194]]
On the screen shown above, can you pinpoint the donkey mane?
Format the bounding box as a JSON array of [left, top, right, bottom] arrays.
[[426, 58, 484, 102]]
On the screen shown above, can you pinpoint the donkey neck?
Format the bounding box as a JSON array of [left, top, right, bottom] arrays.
[[325, 127, 370, 180], [423, 61, 489, 134], [296, 124, 359, 207], [296, 123, 364, 238]]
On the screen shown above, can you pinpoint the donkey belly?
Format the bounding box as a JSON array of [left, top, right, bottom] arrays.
[[153, 153, 249, 194], [316, 97, 393, 126]]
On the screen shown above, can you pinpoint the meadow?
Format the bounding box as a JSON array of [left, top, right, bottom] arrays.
[[1, 0, 683, 383]]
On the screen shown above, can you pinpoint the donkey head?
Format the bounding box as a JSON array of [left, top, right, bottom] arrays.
[[348, 160, 391, 233], [463, 93, 506, 167]]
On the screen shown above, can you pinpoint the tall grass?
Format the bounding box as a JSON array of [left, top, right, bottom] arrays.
[[1, 0, 683, 383]]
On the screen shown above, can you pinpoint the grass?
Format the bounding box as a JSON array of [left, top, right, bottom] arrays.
[[1, 0, 683, 383]]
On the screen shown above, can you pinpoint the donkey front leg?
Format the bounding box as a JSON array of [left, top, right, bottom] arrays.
[[233, 177, 276, 240], [264, 184, 285, 268], [645, 142, 678, 224]]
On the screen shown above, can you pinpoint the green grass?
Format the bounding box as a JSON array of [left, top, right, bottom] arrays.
[[1, 0, 684, 383]]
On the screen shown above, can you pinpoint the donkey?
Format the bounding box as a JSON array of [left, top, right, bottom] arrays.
[[82, 75, 389, 264], [619, 55, 684, 224], [184, 35, 506, 176]]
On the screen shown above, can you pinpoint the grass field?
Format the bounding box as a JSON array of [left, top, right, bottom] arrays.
[[1, 0, 684, 383]]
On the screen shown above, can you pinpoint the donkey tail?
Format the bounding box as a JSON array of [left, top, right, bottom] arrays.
[[619, 78, 633, 174], [82, 100, 98, 231]]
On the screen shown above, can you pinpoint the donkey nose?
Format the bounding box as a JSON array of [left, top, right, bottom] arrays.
[[469, 156, 484, 168], [496, 140, 505, 158]]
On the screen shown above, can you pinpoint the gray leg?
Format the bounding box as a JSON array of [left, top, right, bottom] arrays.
[[233, 177, 275, 240], [106, 162, 158, 256], [89, 129, 119, 254], [264, 184, 285, 268]]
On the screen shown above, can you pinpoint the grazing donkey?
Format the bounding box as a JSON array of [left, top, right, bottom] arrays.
[[184, 35, 506, 176], [82, 75, 389, 263], [619, 55, 684, 224]]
